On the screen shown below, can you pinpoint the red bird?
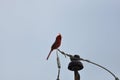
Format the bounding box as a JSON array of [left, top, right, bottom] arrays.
[[46, 33, 62, 60]]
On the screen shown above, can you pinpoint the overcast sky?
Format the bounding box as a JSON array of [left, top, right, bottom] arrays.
[[0, 0, 120, 80]]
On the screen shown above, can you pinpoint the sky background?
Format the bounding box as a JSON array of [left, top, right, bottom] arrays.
[[0, 0, 120, 80]]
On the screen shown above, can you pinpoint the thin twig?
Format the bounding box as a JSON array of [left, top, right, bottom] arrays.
[[56, 52, 61, 80]]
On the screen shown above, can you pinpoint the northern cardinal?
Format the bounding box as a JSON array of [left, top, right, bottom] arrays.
[[46, 33, 62, 60]]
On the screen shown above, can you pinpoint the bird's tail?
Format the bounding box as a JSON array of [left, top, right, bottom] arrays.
[[46, 50, 52, 60]]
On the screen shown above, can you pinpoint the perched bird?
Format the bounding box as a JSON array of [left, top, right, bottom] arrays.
[[46, 33, 62, 60]]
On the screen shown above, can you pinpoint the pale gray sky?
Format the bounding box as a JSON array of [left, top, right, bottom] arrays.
[[0, 0, 120, 80]]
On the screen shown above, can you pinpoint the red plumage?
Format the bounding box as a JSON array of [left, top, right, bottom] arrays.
[[46, 33, 62, 60]]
